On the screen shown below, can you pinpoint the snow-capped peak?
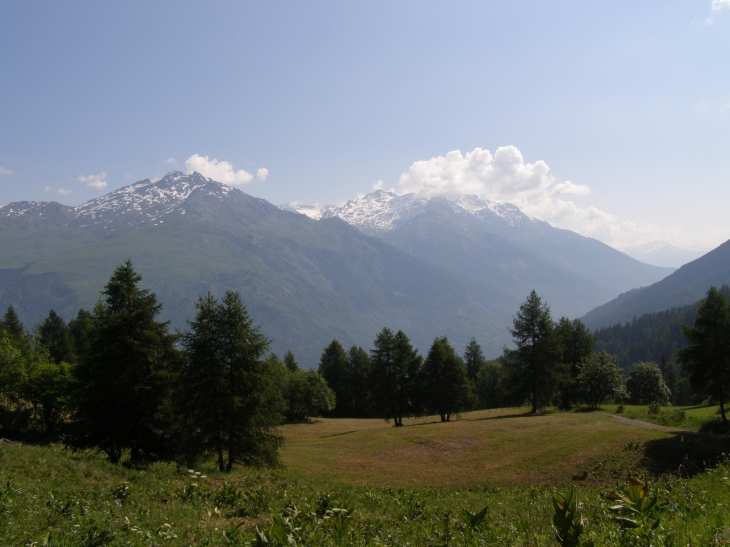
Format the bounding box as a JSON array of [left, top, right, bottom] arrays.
[[71, 171, 231, 227], [279, 190, 532, 234]]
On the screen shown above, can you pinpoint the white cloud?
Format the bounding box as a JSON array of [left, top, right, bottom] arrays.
[[256, 168, 269, 182], [78, 172, 108, 189], [712, 0, 730, 11], [164, 158, 177, 165], [0, 167, 13, 175], [58, 188, 71, 195], [184, 154, 259, 186], [44, 186, 51, 192], [397, 146, 716, 251], [373, 180, 384, 190]]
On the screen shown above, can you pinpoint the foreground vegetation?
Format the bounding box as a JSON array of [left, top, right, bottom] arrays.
[[3, 406, 730, 546]]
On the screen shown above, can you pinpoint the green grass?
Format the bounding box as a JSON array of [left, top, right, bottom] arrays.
[[599, 403, 728, 431], [3, 409, 730, 545]]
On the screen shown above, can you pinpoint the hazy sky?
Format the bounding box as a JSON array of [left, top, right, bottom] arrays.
[[1, 1, 728, 251]]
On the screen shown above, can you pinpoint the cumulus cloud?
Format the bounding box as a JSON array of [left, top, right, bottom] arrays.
[[712, 0, 730, 11], [184, 154, 262, 186], [58, 188, 71, 195], [0, 167, 13, 175], [397, 146, 714, 251], [373, 180, 384, 190], [164, 158, 177, 165], [256, 168, 269, 182], [78, 172, 108, 189]]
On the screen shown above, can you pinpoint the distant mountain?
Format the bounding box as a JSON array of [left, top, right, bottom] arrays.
[[624, 241, 704, 268], [282, 191, 672, 319], [582, 239, 730, 330], [0, 173, 509, 364]]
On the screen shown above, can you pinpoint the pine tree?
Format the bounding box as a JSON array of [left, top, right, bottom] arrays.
[[463, 338, 486, 384], [318, 340, 350, 417], [504, 291, 561, 413], [369, 328, 421, 426], [69, 260, 176, 464], [38, 310, 76, 365], [421, 337, 471, 421], [678, 286, 730, 424], [177, 291, 283, 471]]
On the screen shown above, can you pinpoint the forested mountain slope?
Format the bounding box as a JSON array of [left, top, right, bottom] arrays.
[[583, 240, 730, 330]]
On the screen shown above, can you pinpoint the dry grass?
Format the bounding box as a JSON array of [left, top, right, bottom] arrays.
[[279, 408, 669, 488]]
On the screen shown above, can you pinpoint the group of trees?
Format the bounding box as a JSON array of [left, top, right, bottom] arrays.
[[0, 261, 334, 469], [314, 290, 675, 422], [3, 259, 728, 469]]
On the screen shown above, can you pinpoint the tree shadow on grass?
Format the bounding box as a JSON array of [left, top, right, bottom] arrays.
[[469, 410, 544, 422], [642, 431, 730, 477]]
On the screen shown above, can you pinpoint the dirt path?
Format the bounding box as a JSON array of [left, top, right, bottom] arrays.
[[596, 413, 695, 433]]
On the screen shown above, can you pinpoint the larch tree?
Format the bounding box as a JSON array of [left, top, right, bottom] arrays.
[[318, 340, 350, 417], [369, 328, 421, 426], [38, 310, 76, 365], [463, 338, 486, 384], [421, 336, 471, 422], [177, 291, 283, 471], [678, 286, 730, 424], [69, 260, 176, 464], [347, 345, 372, 417], [504, 291, 561, 413]]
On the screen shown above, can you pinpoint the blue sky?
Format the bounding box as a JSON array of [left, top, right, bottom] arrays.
[[1, 1, 728, 251]]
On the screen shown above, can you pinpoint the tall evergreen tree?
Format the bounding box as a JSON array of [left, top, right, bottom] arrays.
[[38, 310, 76, 365], [177, 291, 283, 471], [678, 286, 730, 424], [318, 340, 351, 417], [369, 328, 421, 426], [68, 308, 94, 364], [463, 338, 486, 384], [555, 317, 594, 408], [504, 291, 561, 413], [347, 345, 372, 418], [475, 361, 505, 409], [69, 260, 176, 464], [421, 337, 471, 422], [2, 306, 24, 341], [284, 350, 299, 372]]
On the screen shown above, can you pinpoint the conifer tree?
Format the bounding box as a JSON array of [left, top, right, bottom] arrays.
[[69, 260, 176, 464], [38, 310, 76, 365], [177, 291, 283, 471], [463, 338, 486, 384], [284, 350, 299, 372], [369, 328, 421, 426], [2, 306, 24, 341], [678, 286, 730, 424], [318, 340, 350, 417], [68, 308, 93, 363], [421, 336, 471, 421], [504, 291, 561, 413], [348, 345, 372, 417], [555, 317, 595, 408]]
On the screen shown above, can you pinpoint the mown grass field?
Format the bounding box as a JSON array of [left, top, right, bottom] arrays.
[[280, 408, 671, 487], [3, 408, 730, 546]]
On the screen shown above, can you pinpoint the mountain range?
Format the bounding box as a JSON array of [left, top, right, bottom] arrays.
[[582, 238, 730, 330], [0, 172, 673, 364]]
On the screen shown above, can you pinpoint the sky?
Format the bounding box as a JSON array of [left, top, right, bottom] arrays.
[[1, 1, 729, 252]]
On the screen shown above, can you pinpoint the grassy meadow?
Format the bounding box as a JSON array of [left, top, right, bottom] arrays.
[[3, 408, 730, 546]]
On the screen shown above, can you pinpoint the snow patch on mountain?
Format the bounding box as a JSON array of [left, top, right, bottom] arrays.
[[279, 190, 533, 233]]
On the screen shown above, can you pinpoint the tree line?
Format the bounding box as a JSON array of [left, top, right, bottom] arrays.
[[2, 260, 728, 469], [0, 261, 335, 469]]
